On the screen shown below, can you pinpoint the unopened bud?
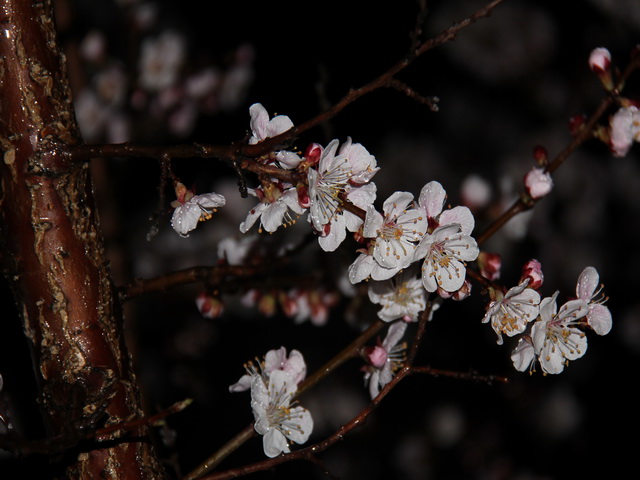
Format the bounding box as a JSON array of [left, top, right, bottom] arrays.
[[195, 292, 224, 318], [304, 142, 323, 165], [588, 47, 611, 73], [520, 259, 544, 289], [296, 184, 310, 208], [524, 167, 553, 199], [532, 145, 548, 166], [363, 345, 387, 368], [477, 251, 502, 281], [588, 47, 614, 91]]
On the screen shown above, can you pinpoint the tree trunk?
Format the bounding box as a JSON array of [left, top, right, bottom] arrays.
[[0, 1, 165, 478]]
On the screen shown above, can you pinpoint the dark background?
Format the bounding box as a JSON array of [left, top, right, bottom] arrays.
[[1, 0, 639, 478]]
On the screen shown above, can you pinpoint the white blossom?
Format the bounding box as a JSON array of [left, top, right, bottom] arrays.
[[170, 185, 225, 237], [239, 185, 305, 234], [415, 223, 479, 293], [248, 103, 301, 169], [368, 268, 426, 322], [482, 280, 540, 345], [229, 346, 307, 393], [364, 191, 427, 270], [317, 183, 376, 252], [251, 369, 313, 457], [576, 266, 612, 336], [531, 292, 589, 374], [308, 139, 351, 231]]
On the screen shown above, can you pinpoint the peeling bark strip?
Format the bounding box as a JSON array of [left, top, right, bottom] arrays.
[[0, 2, 165, 478]]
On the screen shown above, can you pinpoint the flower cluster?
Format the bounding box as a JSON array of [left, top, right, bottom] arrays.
[[503, 265, 612, 374], [230, 347, 313, 457]]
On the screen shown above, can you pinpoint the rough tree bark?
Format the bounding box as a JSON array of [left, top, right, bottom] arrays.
[[0, 1, 165, 478]]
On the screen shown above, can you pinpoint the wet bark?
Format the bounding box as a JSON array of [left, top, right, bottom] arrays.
[[0, 1, 165, 478]]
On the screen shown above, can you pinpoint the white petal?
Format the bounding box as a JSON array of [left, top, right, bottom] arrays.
[[382, 322, 407, 350], [418, 180, 446, 219], [266, 115, 294, 138], [370, 262, 402, 281], [282, 406, 313, 445], [194, 192, 226, 209], [439, 206, 475, 235], [171, 203, 201, 237], [261, 201, 288, 232], [576, 266, 599, 301], [263, 428, 289, 457], [383, 191, 414, 219], [318, 215, 347, 252], [588, 304, 612, 335], [363, 206, 383, 238], [348, 253, 374, 284], [229, 374, 253, 393], [249, 103, 269, 142], [239, 202, 267, 233], [511, 337, 536, 372]]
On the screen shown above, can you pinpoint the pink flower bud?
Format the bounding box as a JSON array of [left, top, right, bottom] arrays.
[[532, 145, 548, 166], [588, 47, 614, 91], [304, 142, 323, 165], [296, 184, 310, 208], [520, 259, 544, 289], [477, 251, 502, 281], [195, 292, 224, 318], [588, 47, 611, 73], [364, 345, 388, 368], [524, 167, 553, 199], [569, 114, 587, 136], [451, 279, 472, 301]]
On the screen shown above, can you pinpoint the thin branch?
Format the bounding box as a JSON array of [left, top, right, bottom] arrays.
[[476, 52, 640, 247], [63, 0, 507, 169], [197, 363, 504, 480], [183, 319, 385, 479]]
